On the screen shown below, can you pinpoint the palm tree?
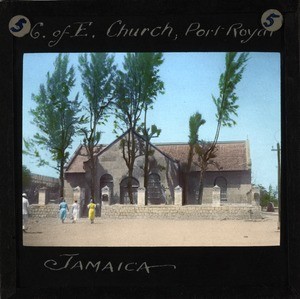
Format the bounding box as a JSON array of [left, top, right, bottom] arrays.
[[195, 52, 249, 204], [182, 112, 205, 204], [187, 112, 206, 171]]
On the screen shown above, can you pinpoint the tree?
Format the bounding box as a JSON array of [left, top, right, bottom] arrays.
[[114, 53, 164, 204], [259, 184, 278, 208], [194, 140, 219, 204], [187, 113, 206, 173], [141, 123, 162, 205], [78, 53, 117, 200], [194, 52, 249, 204], [25, 54, 82, 197], [182, 112, 206, 204], [22, 165, 31, 191], [139, 53, 164, 204]]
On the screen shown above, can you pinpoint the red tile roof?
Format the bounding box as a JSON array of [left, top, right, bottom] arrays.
[[65, 136, 250, 174], [156, 141, 251, 171], [65, 127, 251, 173]]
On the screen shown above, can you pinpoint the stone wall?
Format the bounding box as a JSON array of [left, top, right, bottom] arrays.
[[185, 170, 252, 205], [200, 171, 252, 205], [28, 204, 59, 218], [101, 205, 262, 220], [31, 174, 59, 187], [28, 204, 262, 220]]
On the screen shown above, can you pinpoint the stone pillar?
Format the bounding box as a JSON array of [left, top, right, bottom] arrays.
[[252, 186, 260, 206], [212, 185, 221, 207], [137, 187, 145, 205], [73, 186, 80, 203], [174, 185, 182, 206], [165, 187, 171, 205], [38, 187, 49, 205], [77, 187, 85, 218], [101, 185, 110, 206], [246, 189, 252, 204]]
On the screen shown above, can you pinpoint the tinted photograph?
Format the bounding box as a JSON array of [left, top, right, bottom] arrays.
[[22, 52, 281, 247]]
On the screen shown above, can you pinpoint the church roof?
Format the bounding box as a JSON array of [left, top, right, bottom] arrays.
[[156, 141, 251, 172], [64, 145, 105, 173], [64, 133, 251, 173]]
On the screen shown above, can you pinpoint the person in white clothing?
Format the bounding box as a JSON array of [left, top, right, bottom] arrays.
[[22, 193, 29, 231], [71, 200, 79, 223]]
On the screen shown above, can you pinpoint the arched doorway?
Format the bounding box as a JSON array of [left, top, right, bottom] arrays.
[[120, 177, 139, 204], [214, 176, 227, 202], [147, 173, 165, 204], [100, 174, 114, 205]]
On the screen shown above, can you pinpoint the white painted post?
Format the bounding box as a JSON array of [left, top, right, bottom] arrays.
[[174, 185, 182, 206], [212, 185, 221, 207], [101, 185, 110, 206], [252, 185, 260, 206], [38, 187, 48, 205], [138, 187, 145, 205]]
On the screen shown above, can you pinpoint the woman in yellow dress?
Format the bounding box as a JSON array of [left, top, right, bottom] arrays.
[[87, 199, 96, 224]]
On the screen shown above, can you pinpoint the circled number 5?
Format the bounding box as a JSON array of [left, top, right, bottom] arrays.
[[263, 13, 280, 27]]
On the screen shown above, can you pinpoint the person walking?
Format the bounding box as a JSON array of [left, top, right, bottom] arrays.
[[59, 197, 69, 223], [71, 200, 79, 223], [87, 198, 96, 224], [22, 193, 29, 232]]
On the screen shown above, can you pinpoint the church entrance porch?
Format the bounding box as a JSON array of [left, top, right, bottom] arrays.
[[120, 177, 139, 204], [147, 173, 165, 205]]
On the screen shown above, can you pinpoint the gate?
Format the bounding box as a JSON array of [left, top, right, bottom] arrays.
[[120, 177, 139, 204], [147, 173, 165, 204]]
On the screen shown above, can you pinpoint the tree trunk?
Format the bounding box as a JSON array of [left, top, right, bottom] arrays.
[[59, 159, 64, 197], [90, 158, 95, 199], [144, 141, 149, 205], [128, 129, 135, 204], [182, 172, 188, 205], [128, 170, 134, 204], [197, 170, 205, 205], [184, 144, 194, 205]]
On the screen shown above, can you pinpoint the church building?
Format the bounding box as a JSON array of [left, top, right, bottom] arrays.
[[64, 130, 253, 209]]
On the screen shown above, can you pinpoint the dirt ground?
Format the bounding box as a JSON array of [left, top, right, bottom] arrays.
[[23, 212, 280, 247]]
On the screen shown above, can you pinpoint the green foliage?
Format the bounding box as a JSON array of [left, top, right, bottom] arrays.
[[188, 112, 206, 146], [26, 54, 82, 196], [78, 53, 117, 198], [28, 54, 82, 172], [78, 53, 116, 149], [191, 52, 249, 204], [114, 52, 165, 133], [78, 53, 116, 123], [184, 112, 206, 173], [141, 124, 162, 141], [258, 184, 278, 207], [113, 53, 165, 204], [213, 52, 249, 128], [22, 165, 31, 190]]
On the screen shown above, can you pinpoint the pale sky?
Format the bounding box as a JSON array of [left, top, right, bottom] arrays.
[[22, 52, 281, 189]]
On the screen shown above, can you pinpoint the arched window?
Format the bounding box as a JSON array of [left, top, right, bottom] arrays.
[[214, 176, 227, 202], [147, 173, 165, 205], [120, 177, 139, 204]]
